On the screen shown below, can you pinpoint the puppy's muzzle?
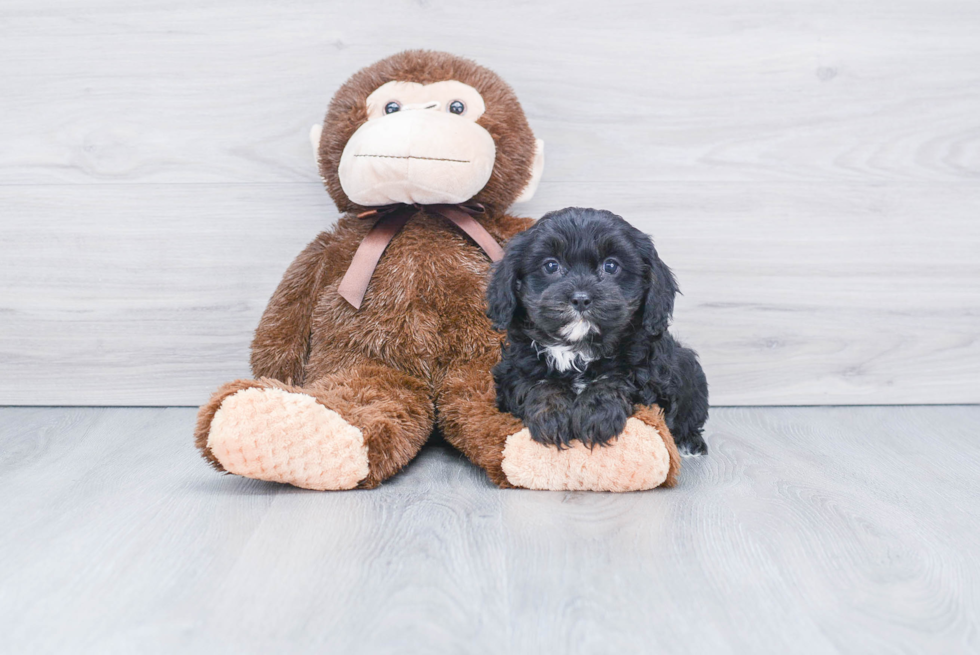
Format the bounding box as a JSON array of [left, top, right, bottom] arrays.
[[569, 291, 592, 312]]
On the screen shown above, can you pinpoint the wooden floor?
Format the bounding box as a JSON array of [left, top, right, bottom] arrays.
[[1, 406, 977, 653]]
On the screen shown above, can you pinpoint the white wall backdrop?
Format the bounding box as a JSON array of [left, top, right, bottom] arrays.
[[1, 0, 978, 405]]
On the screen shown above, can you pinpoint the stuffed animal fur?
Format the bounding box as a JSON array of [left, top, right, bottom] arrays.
[[194, 50, 680, 491]]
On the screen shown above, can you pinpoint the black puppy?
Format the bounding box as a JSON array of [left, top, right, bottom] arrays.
[[487, 207, 709, 456]]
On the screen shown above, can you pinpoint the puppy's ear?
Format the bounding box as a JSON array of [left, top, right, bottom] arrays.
[[487, 230, 529, 330], [639, 235, 678, 335]]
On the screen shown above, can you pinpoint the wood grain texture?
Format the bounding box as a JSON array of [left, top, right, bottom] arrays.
[[1, 0, 978, 185], [1, 182, 977, 405], [1, 0, 979, 405], [1, 406, 978, 654]]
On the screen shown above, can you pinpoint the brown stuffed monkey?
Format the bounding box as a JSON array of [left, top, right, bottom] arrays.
[[195, 50, 680, 491]]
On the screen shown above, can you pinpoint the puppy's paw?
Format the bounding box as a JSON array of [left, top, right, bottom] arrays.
[[572, 398, 630, 448], [676, 432, 708, 458], [524, 407, 573, 447]]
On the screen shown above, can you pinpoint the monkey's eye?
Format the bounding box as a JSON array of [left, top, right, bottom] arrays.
[[448, 100, 466, 115], [384, 101, 401, 114], [602, 259, 620, 274], [543, 259, 560, 275]]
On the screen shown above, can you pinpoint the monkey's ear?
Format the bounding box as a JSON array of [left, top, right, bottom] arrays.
[[309, 123, 323, 166], [514, 139, 545, 204], [639, 236, 679, 335], [486, 231, 529, 330]]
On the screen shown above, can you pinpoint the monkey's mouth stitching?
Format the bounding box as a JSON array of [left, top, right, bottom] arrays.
[[355, 154, 470, 164]]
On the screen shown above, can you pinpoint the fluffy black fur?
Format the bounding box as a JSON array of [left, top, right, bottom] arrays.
[[487, 207, 709, 456]]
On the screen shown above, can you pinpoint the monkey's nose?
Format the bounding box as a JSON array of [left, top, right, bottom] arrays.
[[570, 291, 592, 311]]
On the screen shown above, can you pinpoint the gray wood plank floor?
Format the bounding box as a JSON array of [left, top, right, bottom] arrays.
[[1, 406, 977, 654]]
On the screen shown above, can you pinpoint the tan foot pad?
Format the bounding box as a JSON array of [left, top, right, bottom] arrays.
[[207, 387, 369, 490], [501, 417, 671, 492]]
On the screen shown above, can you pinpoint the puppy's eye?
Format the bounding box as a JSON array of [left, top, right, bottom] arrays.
[[384, 101, 401, 114], [603, 259, 620, 274], [448, 100, 466, 115], [543, 259, 560, 275]]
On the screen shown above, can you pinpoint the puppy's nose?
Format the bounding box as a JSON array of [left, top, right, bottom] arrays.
[[570, 291, 592, 311]]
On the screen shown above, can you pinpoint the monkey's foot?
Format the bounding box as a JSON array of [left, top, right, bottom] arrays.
[[207, 387, 369, 490], [500, 417, 674, 492]]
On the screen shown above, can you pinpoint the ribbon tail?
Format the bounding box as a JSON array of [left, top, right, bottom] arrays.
[[337, 209, 413, 309]]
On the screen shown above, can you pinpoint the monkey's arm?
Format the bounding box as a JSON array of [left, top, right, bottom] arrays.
[[249, 231, 337, 385], [493, 214, 535, 242]]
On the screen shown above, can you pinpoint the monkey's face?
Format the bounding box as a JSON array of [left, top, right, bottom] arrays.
[[338, 81, 496, 206], [318, 51, 543, 214]]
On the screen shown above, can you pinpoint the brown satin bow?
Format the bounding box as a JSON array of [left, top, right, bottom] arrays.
[[337, 203, 505, 310]]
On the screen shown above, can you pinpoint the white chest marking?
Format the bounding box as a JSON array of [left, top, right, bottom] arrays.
[[560, 318, 596, 342], [542, 343, 595, 373]]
